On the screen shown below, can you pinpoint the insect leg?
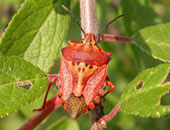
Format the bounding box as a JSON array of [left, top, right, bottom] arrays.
[[68, 40, 82, 45], [33, 74, 60, 111], [100, 34, 133, 43], [103, 77, 115, 98]]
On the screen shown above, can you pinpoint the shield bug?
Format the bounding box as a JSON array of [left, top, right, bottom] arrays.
[[34, 6, 133, 119]]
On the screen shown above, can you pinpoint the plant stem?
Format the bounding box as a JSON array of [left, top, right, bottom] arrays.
[[80, 0, 99, 36], [18, 96, 61, 130], [80, 0, 106, 130]]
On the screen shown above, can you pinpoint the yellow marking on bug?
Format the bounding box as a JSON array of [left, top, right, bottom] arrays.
[[77, 62, 85, 88], [68, 61, 98, 96]]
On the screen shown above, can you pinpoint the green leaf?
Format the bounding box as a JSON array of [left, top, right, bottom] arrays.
[[119, 0, 158, 35], [0, 0, 70, 73], [120, 64, 170, 118], [47, 117, 79, 130], [133, 23, 170, 63], [1, 0, 22, 4], [0, 55, 48, 117]]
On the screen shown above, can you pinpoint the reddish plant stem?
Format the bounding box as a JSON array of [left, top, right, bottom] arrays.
[[101, 34, 133, 43], [102, 102, 120, 121], [18, 96, 61, 130], [99, 102, 120, 128]]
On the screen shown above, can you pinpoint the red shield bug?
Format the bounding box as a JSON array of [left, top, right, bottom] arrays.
[[34, 5, 133, 119]]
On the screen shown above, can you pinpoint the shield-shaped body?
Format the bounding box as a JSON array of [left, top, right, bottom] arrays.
[[59, 33, 112, 119]]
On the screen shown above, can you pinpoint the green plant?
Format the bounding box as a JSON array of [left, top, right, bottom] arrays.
[[0, 0, 170, 130]]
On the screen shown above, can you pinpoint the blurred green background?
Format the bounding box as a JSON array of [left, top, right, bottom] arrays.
[[0, 0, 170, 129]]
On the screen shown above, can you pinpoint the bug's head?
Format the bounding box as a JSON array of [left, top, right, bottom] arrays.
[[82, 33, 96, 46]]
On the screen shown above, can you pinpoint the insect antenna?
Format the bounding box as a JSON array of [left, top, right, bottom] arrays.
[[97, 14, 126, 42], [62, 5, 86, 35]]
